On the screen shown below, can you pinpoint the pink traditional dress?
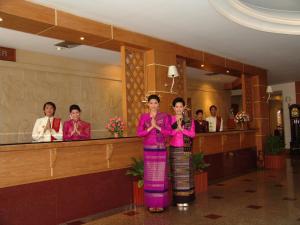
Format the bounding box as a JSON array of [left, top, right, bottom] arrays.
[[169, 115, 195, 204], [137, 112, 171, 208], [63, 119, 91, 141]]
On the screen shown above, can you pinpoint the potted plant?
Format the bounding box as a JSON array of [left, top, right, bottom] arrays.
[[126, 157, 144, 206], [192, 152, 210, 193], [264, 135, 286, 169]]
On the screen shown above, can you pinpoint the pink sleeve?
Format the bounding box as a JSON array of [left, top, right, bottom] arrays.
[[63, 121, 72, 141], [80, 122, 91, 140], [160, 114, 171, 137], [137, 114, 149, 137], [182, 120, 195, 138]]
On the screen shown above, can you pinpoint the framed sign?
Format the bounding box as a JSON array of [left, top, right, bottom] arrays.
[[0, 47, 16, 62]]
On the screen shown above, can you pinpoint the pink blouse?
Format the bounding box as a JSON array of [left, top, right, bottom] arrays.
[[137, 112, 171, 147], [63, 119, 91, 141], [169, 115, 195, 147]]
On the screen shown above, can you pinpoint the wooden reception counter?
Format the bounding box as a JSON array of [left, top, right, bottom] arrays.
[[193, 129, 256, 154], [0, 130, 256, 225], [0, 130, 256, 188], [193, 129, 257, 181]]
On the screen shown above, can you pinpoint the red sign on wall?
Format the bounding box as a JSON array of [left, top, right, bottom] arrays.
[[0, 47, 16, 62]]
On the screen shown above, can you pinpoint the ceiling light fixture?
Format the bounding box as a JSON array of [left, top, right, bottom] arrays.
[[80, 37, 85, 40], [0, 17, 3, 22], [225, 58, 230, 74], [201, 52, 205, 67]]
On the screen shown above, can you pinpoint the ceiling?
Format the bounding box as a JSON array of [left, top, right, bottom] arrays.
[[3, 0, 300, 84], [187, 67, 237, 83], [0, 27, 120, 65], [240, 0, 300, 11]]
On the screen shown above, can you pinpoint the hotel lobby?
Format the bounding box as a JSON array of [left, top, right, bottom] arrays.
[[0, 1, 300, 225]]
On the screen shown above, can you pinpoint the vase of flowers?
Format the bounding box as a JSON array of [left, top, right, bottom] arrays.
[[234, 111, 250, 130], [106, 117, 125, 137]]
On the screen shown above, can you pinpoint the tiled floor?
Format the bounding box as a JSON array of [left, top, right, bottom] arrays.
[[75, 157, 300, 225]]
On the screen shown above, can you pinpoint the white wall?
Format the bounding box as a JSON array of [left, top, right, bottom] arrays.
[[270, 82, 296, 148]]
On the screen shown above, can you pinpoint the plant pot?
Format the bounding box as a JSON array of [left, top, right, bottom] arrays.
[[114, 133, 119, 138], [133, 180, 144, 206], [194, 171, 208, 193], [264, 154, 286, 169]]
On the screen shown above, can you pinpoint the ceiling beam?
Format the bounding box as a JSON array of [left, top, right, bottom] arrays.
[[0, 0, 267, 76]]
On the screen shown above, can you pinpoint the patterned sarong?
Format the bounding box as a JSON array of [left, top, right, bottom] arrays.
[[144, 145, 168, 208]]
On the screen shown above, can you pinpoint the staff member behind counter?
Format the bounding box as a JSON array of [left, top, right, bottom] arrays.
[[206, 105, 223, 132]]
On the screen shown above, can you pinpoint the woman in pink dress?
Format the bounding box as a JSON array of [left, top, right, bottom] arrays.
[[169, 97, 195, 210], [137, 94, 171, 213], [63, 104, 91, 141]]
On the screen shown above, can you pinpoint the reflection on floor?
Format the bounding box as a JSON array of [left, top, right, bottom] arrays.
[[67, 157, 300, 225]]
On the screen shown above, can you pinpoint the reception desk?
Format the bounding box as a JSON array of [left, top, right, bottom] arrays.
[[0, 137, 143, 225], [193, 129, 257, 181], [0, 130, 256, 225]]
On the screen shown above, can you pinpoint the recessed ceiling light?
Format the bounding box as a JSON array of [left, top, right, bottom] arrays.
[[226, 70, 230, 73], [201, 64, 205, 68], [80, 37, 85, 40], [0, 17, 3, 22]]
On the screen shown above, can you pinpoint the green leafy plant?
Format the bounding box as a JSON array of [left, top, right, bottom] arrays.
[[265, 135, 285, 155], [192, 152, 210, 173], [126, 157, 144, 188]]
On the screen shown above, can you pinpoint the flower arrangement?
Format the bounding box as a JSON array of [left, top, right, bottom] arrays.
[[234, 111, 250, 123], [106, 117, 125, 137]]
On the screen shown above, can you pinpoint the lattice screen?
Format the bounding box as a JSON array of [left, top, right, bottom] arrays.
[[242, 74, 253, 120], [122, 47, 146, 135], [175, 57, 186, 99]]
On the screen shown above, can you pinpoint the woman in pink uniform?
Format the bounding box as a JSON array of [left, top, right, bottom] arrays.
[[137, 94, 171, 212], [169, 97, 195, 210]]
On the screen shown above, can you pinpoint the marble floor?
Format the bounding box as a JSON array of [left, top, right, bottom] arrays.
[[67, 157, 300, 225]]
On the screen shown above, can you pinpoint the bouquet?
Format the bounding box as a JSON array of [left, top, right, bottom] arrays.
[[106, 117, 125, 137], [234, 111, 250, 123]]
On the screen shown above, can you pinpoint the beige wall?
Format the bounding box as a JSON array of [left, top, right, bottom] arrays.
[[269, 98, 283, 136], [0, 49, 122, 144], [187, 79, 231, 129], [270, 82, 296, 148]]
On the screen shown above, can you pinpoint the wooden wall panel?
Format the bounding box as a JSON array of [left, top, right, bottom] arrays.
[[227, 59, 243, 71], [108, 141, 143, 170], [241, 131, 256, 148], [0, 138, 143, 188], [52, 145, 108, 178], [222, 133, 240, 152], [0, 0, 55, 24], [40, 11, 112, 46], [0, 12, 54, 34], [0, 149, 50, 188], [296, 81, 300, 104], [204, 53, 224, 67], [201, 135, 223, 155]]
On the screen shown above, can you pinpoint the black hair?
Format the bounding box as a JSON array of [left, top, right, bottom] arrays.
[[196, 109, 203, 115], [172, 97, 185, 107], [43, 102, 56, 115], [209, 105, 217, 111], [69, 104, 81, 113], [147, 94, 160, 103]]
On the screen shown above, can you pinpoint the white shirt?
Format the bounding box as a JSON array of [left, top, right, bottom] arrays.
[[206, 116, 223, 132], [32, 116, 63, 142]]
